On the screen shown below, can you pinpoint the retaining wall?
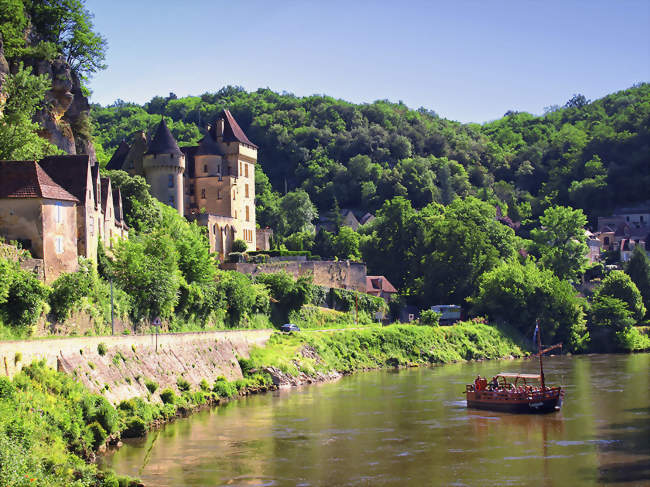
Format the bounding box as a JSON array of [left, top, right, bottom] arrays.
[[0, 329, 273, 403]]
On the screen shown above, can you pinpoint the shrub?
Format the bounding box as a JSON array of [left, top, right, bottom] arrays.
[[122, 417, 147, 438], [0, 267, 49, 329], [87, 421, 107, 449], [419, 310, 441, 326], [159, 388, 176, 404], [199, 378, 210, 392], [176, 377, 191, 392], [212, 379, 237, 398], [231, 239, 248, 253], [228, 252, 246, 263], [97, 342, 107, 356], [144, 379, 158, 394], [13, 352, 22, 364]]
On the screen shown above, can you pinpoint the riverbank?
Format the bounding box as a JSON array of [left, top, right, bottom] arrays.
[[0, 321, 524, 486]]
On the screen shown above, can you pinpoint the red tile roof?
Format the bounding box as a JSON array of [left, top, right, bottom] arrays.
[[366, 275, 398, 294], [38, 155, 92, 203], [0, 161, 78, 202], [220, 109, 257, 148]]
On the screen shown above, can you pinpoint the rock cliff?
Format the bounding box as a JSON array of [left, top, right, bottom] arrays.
[[1, 31, 97, 162]]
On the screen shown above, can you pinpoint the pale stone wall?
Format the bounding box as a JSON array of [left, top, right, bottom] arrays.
[[0, 198, 45, 259], [0, 329, 273, 403], [42, 199, 78, 281], [143, 153, 185, 216], [223, 260, 367, 292]]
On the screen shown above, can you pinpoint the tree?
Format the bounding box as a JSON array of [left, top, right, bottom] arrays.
[[256, 272, 313, 323], [589, 295, 635, 352], [279, 190, 318, 236], [333, 226, 361, 260], [472, 259, 587, 351], [594, 270, 645, 322], [625, 246, 650, 319], [105, 170, 161, 232], [0, 64, 60, 159], [530, 205, 588, 281], [25, 0, 107, 77]]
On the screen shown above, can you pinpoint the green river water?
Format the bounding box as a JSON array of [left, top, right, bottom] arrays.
[[101, 353, 649, 486]]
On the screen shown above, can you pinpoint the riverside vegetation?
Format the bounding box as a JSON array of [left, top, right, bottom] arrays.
[[0, 322, 524, 486]]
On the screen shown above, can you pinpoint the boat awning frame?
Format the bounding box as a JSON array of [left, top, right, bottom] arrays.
[[496, 373, 541, 379]]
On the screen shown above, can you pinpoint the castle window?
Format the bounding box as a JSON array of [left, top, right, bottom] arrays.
[[227, 166, 231, 176], [168, 174, 174, 188], [213, 224, 216, 234], [245, 206, 250, 222], [204, 164, 208, 174], [245, 163, 249, 178], [233, 190, 236, 200], [217, 189, 221, 200], [55, 236, 64, 254], [201, 189, 206, 199], [55, 201, 63, 223], [245, 184, 249, 198]]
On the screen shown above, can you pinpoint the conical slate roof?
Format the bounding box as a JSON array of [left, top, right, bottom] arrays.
[[106, 140, 130, 170], [146, 119, 182, 155], [196, 133, 222, 156]]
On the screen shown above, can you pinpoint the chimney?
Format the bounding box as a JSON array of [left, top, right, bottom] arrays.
[[216, 118, 224, 139]]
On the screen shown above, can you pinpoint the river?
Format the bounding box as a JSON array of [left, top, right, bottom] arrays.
[[101, 353, 649, 486]]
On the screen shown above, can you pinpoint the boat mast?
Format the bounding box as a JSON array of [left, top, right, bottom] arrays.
[[537, 320, 545, 389]]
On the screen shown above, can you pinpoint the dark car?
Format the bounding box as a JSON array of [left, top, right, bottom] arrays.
[[280, 323, 300, 332]]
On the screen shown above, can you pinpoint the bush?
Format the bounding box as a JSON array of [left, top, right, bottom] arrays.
[[176, 377, 191, 392], [87, 421, 107, 449], [228, 252, 246, 263], [159, 388, 176, 404], [199, 378, 210, 392], [212, 378, 237, 398], [122, 416, 147, 438], [232, 239, 248, 253], [145, 379, 158, 394], [0, 265, 49, 329], [419, 310, 441, 326], [97, 342, 107, 355]]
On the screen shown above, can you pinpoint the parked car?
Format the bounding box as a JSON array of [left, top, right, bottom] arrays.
[[280, 323, 300, 332]]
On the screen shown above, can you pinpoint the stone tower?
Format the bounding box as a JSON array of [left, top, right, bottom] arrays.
[[142, 119, 185, 215]]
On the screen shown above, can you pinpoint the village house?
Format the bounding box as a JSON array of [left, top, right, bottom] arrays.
[[365, 275, 398, 302], [107, 110, 257, 260], [0, 156, 128, 281], [0, 161, 79, 282]]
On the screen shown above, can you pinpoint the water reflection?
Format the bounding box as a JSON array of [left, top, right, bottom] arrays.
[[101, 354, 650, 486]]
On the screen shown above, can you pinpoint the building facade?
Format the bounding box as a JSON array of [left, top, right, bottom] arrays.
[[108, 110, 258, 259]]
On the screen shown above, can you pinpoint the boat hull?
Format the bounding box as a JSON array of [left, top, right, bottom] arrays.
[[466, 390, 562, 414]]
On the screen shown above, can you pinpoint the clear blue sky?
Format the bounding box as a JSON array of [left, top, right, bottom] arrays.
[[85, 0, 650, 123]]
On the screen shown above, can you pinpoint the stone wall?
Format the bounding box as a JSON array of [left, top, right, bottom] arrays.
[[0, 329, 272, 403], [222, 260, 367, 292]]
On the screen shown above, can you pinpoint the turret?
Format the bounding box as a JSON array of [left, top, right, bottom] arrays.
[[142, 119, 185, 215]]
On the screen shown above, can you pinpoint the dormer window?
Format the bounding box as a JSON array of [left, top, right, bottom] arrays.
[[168, 174, 174, 188]]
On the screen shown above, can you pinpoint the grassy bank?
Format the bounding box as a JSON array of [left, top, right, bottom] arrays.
[[243, 321, 525, 379], [0, 321, 523, 486]]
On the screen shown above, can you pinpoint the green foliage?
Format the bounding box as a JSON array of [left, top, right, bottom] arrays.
[[472, 259, 587, 351], [333, 226, 361, 260], [159, 388, 176, 405], [0, 258, 50, 330], [625, 246, 650, 319], [256, 272, 314, 323], [122, 416, 147, 438], [144, 379, 158, 394], [97, 342, 107, 356], [529, 205, 588, 281], [176, 377, 191, 392], [419, 310, 441, 326], [0, 63, 61, 160], [104, 170, 162, 232], [231, 239, 248, 253], [589, 295, 635, 352], [212, 378, 237, 398], [594, 270, 645, 322]]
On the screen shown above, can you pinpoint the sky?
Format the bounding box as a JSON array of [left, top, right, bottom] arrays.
[[85, 0, 650, 123]]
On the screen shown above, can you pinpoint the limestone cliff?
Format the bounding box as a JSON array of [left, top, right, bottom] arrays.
[[1, 31, 97, 163]]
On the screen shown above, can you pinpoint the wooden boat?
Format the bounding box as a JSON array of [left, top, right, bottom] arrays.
[[464, 321, 564, 414]]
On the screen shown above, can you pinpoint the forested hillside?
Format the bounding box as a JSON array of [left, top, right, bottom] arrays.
[[91, 84, 650, 225]]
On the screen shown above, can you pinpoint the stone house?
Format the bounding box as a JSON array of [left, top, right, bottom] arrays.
[[108, 110, 258, 260], [0, 161, 79, 282], [365, 275, 398, 302]]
